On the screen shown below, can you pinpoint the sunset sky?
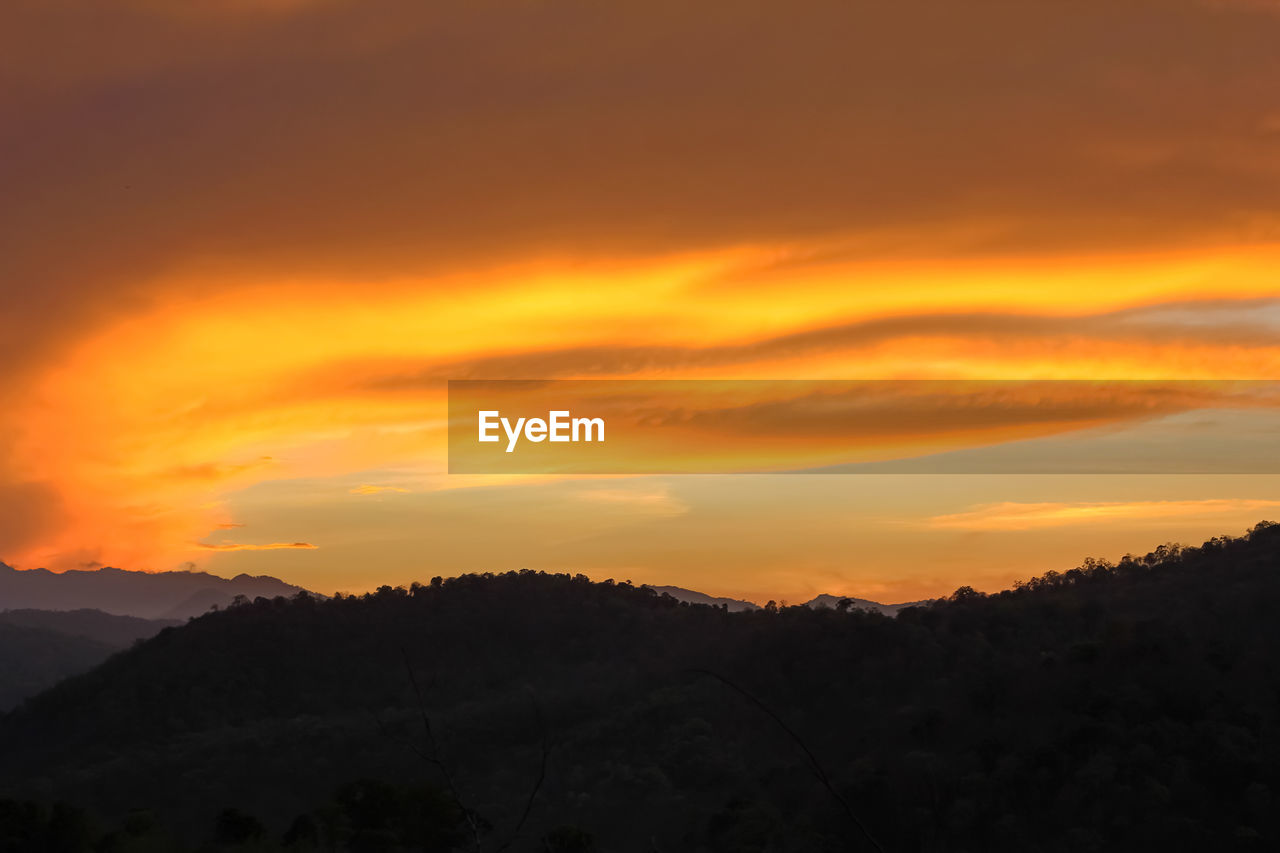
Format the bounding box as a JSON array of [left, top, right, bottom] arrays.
[[4, 0, 1280, 603]]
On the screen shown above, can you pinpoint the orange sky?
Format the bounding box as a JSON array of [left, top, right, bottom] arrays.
[[3, 0, 1280, 602]]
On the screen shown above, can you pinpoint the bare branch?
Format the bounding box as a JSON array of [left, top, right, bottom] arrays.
[[690, 667, 886, 853], [400, 646, 485, 853], [494, 688, 550, 853]]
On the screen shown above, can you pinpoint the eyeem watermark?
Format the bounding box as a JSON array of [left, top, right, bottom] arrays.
[[448, 379, 1280, 474], [478, 410, 605, 453]]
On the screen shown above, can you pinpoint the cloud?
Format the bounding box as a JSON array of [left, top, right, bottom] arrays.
[[349, 484, 410, 495], [926, 499, 1280, 531], [573, 485, 688, 518], [4, 0, 1280, 374], [170, 458, 276, 483], [3, 0, 1280, 582], [344, 295, 1280, 387], [196, 541, 318, 551]]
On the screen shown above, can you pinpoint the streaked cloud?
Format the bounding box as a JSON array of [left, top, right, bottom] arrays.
[[573, 485, 689, 519], [349, 484, 410, 495], [6, 0, 1280, 370], [196, 541, 319, 552], [926, 499, 1280, 531]]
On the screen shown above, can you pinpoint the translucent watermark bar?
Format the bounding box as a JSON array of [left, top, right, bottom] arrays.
[[447, 379, 1280, 474]]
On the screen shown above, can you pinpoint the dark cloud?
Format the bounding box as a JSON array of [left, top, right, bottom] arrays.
[[327, 298, 1280, 388], [3, 0, 1280, 370], [195, 541, 317, 551], [657, 382, 1234, 441]]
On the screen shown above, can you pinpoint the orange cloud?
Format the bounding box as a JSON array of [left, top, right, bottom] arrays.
[[3, 0, 1280, 595], [349, 485, 410, 495], [573, 486, 688, 518], [8, 261, 1280, 574], [926, 499, 1280, 531], [196, 541, 319, 551]]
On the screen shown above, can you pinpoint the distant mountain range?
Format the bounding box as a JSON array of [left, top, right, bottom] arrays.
[[1, 562, 912, 621], [648, 585, 762, 612], [802, 593, 930, 616], [652, 585, 924, 615], [0, 561, 305, 711], [0, 608, 180, 646], [0, 563, 308, 620]]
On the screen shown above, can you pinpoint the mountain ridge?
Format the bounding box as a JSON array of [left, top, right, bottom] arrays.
[[1, 562, 910, 620], [0, 562, 308, 620], [0, 609, 185, 711], [801, 592, 929, 615], [652, 584, 924, 615]]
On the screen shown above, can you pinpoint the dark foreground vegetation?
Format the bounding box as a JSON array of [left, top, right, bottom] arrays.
[[6, 524, 1280, 852]]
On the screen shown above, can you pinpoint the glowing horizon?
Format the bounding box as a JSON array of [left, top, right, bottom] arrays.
[[4, 0, 1280, 602]]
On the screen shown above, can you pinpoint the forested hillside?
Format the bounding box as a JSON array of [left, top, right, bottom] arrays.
[[4, 524, 1280, 851], [0, 609, 179, 648], [0, 609, 178, 712], [0, 622, 116, 713]]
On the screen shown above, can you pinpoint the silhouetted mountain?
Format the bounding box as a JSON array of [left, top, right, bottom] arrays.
[[649, 584, 760, 611], [5, 524, 1280, 850], [802, 593, 927, 615], [0, 563, 309, 619], [652, 586, 917, 615], [0, 610, 179, 711], [0, 609, 180, 647], [157, 587, 267, 621], [0, 623, 114, 712]]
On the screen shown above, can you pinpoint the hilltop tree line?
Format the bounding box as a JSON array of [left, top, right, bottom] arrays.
[[5, 524, 1280, 851]]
